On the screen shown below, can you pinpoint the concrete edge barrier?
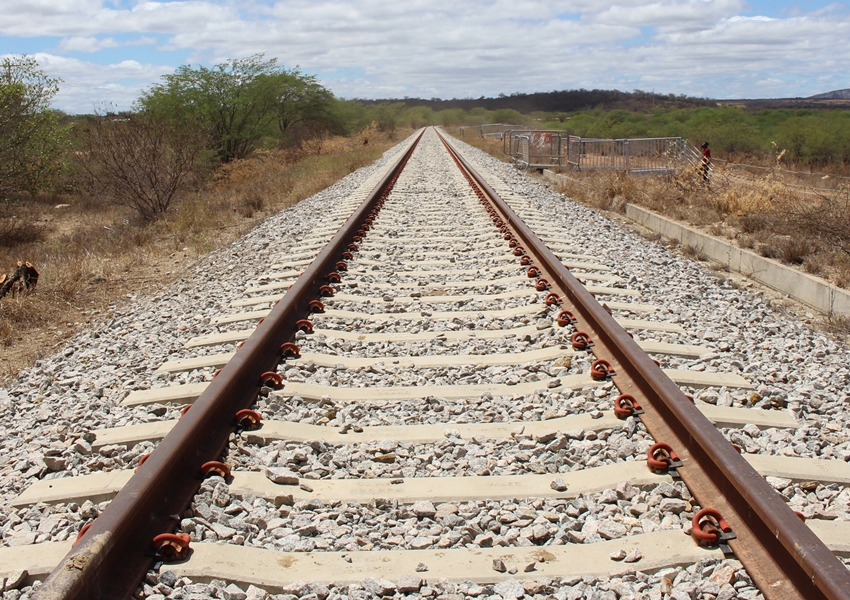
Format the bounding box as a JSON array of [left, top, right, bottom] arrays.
[[542, 170, 850, 318]]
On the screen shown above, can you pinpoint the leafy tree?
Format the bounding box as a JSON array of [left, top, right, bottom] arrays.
[[491, 108, 524, 125], [266, 70, 336, 140], [139, 54, 335, 163], [371, 102, 405, 134], [773, 112, 850, 166], [403, 106, 436, 129], [436, 108, 467, 127], [774, 116, 808, 163], [324, 98, 372, 135], [0, 56, 66, 196], [685, 107, 761, 155]]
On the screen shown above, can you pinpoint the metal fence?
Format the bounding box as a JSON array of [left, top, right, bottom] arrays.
[[568, 137, 691, 175], [457, 126, 710, 178], [502, 130, 569, 168], [502, 133, 701, 175]]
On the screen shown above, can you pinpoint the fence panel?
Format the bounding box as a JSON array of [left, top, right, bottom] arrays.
[[569, 137, 693, 175]]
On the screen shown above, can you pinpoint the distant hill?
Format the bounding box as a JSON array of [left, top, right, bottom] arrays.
[[809, 88, 850, 100], [361, 88, 850, 114], [716, 94, 850, 110], [359, 89, 713, 113]]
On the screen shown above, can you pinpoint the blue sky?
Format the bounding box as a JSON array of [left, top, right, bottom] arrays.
[[1, 1, 849, 113]]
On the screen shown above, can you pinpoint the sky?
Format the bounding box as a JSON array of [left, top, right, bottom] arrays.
[[1, 0, 849, 114]]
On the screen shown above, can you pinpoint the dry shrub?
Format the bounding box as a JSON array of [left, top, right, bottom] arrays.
[[824, 314, 850, 338], [549, 171, 630, 212], [736, 212, 774, 234], [774, 186, 850, 257], [48, 256, 107, 300], [353, 123, 381, 148], [0, 295, 38, 348], [0, 252, 116, 354], [214, 149, 292, 185], [209, 149, 297, 218], [715, 174, 790, 219], [76, 112, 207, 221], [755, 235, 812, 265], [708, 223, 726, 237], [300, 123, 384, 157], [779, 238, 813, 265], [0, 203, 46, 247], [0, 215, 45, 248], [680, 243, 708, 261], [164, 195, 228, 237], [802, 252, 829, 276], [238, 192, 265, 218]]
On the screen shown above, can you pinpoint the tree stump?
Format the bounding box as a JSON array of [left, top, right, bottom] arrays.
[[0, 262, 40, 299]]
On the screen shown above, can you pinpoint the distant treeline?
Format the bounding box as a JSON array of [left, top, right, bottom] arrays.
[[540, 106, 850, 167], [359, 89, 713, 114]]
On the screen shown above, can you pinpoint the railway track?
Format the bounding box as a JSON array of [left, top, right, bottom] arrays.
[[1, 127, 849, 600]]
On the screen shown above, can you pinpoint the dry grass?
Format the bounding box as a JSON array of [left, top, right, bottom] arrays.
[[824, 314, 850, 339], [0, 127, 402, 382], [454, 134, 513, 163], [543, 164, 850, 290]]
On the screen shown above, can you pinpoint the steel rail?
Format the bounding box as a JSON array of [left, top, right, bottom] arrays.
[[436, 129, 850, 600], [33, 130, 425, 600]]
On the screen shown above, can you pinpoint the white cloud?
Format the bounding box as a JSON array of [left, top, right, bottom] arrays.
[[56, 35, 157, 53], [19, 53, 174, 113], [2, 1, 849, 110], [0, 1, 238, 37], [592, 0, 747, 31], [57, 37, 119, 53]]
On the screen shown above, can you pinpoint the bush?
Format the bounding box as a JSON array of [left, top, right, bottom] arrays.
[[76, 111, 207, 220], [0, 56, 66, 196], [0, 202, 45, 247], [138, 54, 338, 163], [776, 188, 850, 257]]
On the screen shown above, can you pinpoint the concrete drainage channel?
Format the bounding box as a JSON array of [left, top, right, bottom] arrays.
[[2, 128, 850, 600]]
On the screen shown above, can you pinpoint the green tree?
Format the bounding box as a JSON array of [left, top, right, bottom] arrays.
[[325, 98, 372, 135], [491, 108, 524, 125], [436, 108, 467, 127], [775, 116, 812, 164], [685, 107, 761, 155], [0, 56, 66, 196], [267, 70, 337, 140], [772, 112, 850, 166], [371, 102, 405, 134], [139, 54, 335, 162], [402, 105, 436, 129]]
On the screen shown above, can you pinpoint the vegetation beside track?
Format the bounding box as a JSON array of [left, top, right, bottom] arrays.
[[0, 124, 402, 381]]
